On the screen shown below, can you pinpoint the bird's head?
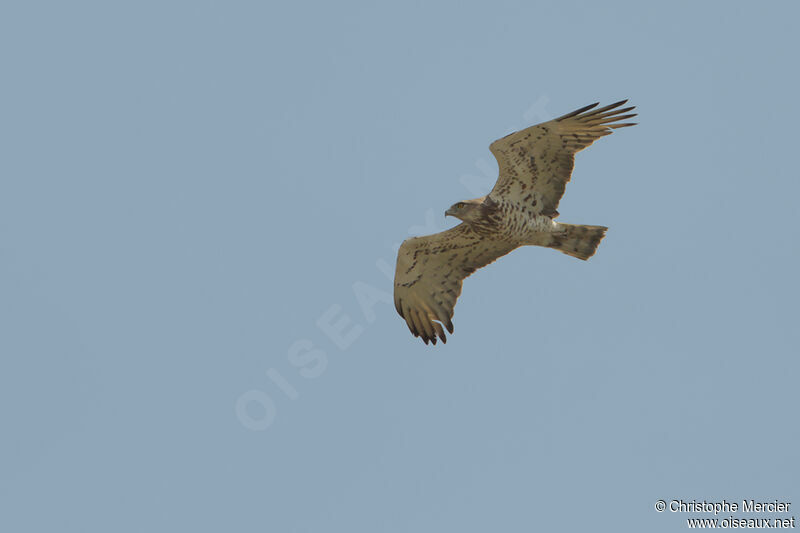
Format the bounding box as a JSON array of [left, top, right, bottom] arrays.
[[445, 198, 486, 223]]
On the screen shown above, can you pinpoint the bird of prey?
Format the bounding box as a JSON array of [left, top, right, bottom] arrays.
[[393, 100, 636, 344]]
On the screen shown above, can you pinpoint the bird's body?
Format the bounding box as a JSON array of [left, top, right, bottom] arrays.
[[394, 100, 636, 344], [494, 199, 560, 242], [441, 195, 557, 242]]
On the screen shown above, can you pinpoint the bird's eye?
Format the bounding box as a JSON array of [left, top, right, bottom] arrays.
[[456, 202, 465, 208]]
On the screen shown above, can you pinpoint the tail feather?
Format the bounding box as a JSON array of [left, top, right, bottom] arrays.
[[548, 223, 607, 260]]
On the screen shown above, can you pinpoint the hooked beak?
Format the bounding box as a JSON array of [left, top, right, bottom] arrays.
[[445, 207, 455, 217]]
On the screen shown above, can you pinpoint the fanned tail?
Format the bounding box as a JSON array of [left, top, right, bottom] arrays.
[[547, 223, 607, 260]]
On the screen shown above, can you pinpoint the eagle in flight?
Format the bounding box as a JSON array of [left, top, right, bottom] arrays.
[[393, 100, 636, 344]]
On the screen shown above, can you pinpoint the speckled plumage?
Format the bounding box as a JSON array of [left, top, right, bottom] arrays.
[[394, 100, 636, 344]]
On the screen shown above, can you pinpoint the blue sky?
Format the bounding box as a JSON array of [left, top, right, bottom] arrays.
[[1, 1, 798, 531]]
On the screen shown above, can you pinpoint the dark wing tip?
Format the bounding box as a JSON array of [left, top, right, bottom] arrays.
[[556, 102, 599, 121], [556, 99, 636, 123], [582, 99, 630, 118]]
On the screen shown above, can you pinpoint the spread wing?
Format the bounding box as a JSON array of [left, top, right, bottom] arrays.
[[489, 100, 636, 218], [394, 224, 517, 344]]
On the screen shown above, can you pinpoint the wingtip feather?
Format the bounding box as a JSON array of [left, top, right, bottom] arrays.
[[556, 102, 599, 121]]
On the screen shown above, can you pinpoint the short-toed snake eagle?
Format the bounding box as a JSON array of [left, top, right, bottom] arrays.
[[393, 100, 636, 344]]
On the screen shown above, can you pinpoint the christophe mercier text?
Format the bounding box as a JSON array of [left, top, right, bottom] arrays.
[[670, 500, 791, 514]]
